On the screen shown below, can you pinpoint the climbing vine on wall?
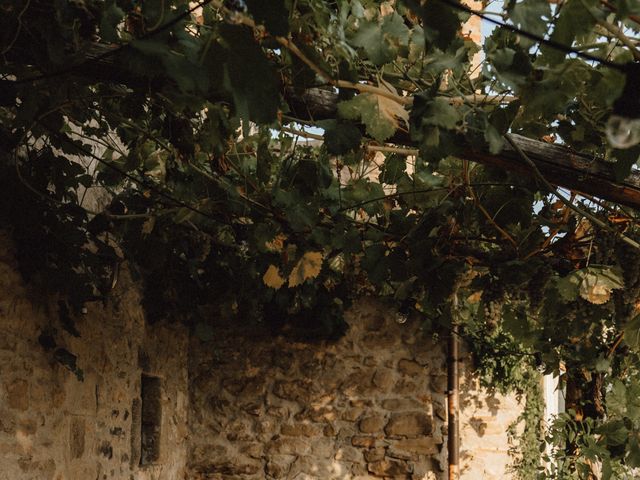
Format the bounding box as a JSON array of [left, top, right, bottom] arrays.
[[3, 0, 640, 476]]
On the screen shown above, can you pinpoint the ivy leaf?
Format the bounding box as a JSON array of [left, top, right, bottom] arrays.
[[288, 252, 323, 287], [263, 265, 285, 290]]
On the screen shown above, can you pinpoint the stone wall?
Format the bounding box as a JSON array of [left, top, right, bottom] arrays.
[[0, 227, 523, 480], [188, 299, 522, 480], [0, 232, 189, 480]]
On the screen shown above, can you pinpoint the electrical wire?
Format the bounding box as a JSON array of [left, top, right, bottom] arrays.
[[431, 0, 627, 72]]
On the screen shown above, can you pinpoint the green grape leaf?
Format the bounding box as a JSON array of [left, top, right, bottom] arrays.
[[379, 154, 407, 184], [507, 0, 552, 48], [322, 120, 362, 154], [245, 0, 289, 36], [220, 25, 280, 124], [421, 0, 464, 51], [99, 1, 125, 43]]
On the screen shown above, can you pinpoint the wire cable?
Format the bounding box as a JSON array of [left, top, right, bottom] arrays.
[[432, 0, 627, 72]]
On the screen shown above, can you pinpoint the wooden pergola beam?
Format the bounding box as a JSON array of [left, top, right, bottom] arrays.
[[288, 87, 640, 210]]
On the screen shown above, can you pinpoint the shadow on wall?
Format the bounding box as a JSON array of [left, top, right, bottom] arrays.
[[187, 297, 522, 480]]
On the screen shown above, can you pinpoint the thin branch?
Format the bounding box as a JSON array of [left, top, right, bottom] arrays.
[[1, 0, 31, 55], [596, 20, 640, 61], [463, 160, 519, 251], [281, 126, 420, 156]]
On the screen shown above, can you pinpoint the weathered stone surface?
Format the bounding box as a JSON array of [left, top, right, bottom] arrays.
[[195, 461, 261, 476], [334, 446, 362, 463], [70, 417, 86, 459], [397, 359, 424, 376], [266, 437, 311, 456], [381, 398, 424, 411], [362, 332, 397, 349], [6, 379, 28, 411], [363, 447, 385, 462], [342, 407, 364, 422], [281, 422, 320, 437], [266, 455, 294, 477], [351, 435, 379, 448], [0, 234, 190, 480], [0, 232, 524, 480], [359, 414, 386, 434], [389, 438, 440, 457], [385, 412, 433, 438], [274, 380, 316, 403], [430, 375, 447, 392], [372, 369, 395, 391], [368, 458, 412, 476]]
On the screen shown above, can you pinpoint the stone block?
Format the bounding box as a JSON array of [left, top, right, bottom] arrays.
[[335, 446, 362, 463], [363, 446, 386, 462], [6, 379, 28, 411], [385, 412, 433, 438], [265, 455, 294, 477], [372, 369, 395, 391], [381, 398, 424, 411], [359, 415, 386, 434], [397, 359, 424, 376], [281, 422, 320, 437], [69, 417, 85, 459], [388, 438, 440, 458], [368, 458, 412, 476], [342, 407, 364, 422], [266, 436, 311, 455], [273, 380, 316, 403], [194, 461, 261, 476], [351, 435, 379, 448], [395, 379, 418, 395]]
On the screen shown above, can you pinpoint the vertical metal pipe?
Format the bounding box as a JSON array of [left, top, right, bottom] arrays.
[[448, 323, 460, 480]]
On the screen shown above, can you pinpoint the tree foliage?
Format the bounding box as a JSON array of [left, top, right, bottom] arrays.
[[3, 0, 640, 476]]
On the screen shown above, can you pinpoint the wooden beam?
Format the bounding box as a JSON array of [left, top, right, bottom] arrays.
[[288, 88, 640, 210]]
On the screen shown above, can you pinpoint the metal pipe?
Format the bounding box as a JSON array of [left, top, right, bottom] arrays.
[[448, 322, 460, 480]]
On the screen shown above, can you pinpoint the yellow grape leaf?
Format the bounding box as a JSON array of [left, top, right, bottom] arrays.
[[265, 233, 286, 253], [263, 265, 285, 290], [375, 78, 409, 131], [467, 291, 482, 304], [578, 268, 624, 305], [288, 251, 323, 287], [581, 283, 611, 305]]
